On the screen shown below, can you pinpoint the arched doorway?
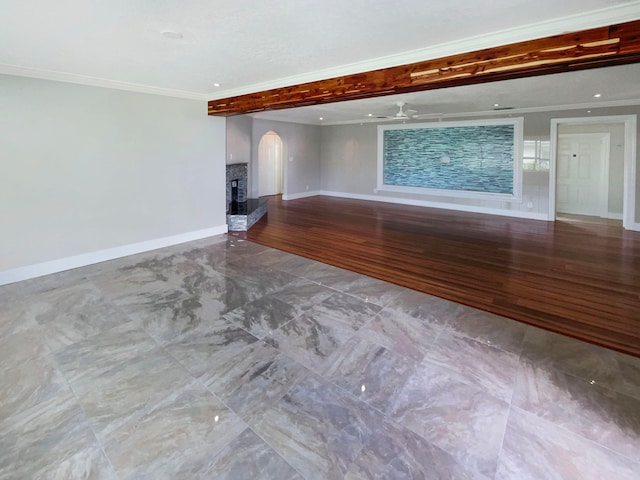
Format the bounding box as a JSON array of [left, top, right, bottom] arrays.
[[258, 131, 284, 197]]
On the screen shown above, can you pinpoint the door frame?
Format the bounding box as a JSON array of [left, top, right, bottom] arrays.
[[556, 132, 610, 218], [257, 130, 284, 197], [549, 115, 638, 230]]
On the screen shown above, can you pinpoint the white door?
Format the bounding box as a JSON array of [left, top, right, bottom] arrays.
[[258, 131, 284, 197], [556, 133, 609, 217]]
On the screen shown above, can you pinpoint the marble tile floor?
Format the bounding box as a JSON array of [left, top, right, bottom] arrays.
[[1, 234, 639, 479]]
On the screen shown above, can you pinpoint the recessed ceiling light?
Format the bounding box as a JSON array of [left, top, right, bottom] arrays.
[[494, 103, 500, 107], [161, 30, 183, 39], [319, 117, 323, 121], [367, 113, 373, 117], [213, 83, 220, 87], [587, 110, 592, 113], [593, 93, 602, 98]]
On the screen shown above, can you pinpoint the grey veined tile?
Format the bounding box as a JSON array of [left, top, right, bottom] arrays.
[[0, 296, 41, 340], [0, 329, 70, 419], [102, 382, 247, 480], [159, 233, 228, 257], [513, 361, 640, 463], [0, 392, 117, 480], [178, 241, 235, 273], [164, 317, 259, 378], [222, 296, 299, 340], [356, 307, 441, 362], [278, 257, 405, 308], [424, 331, 520, 402], [344, 418, 492, 480], [178, 264, 291, 313], [278, 258, 361, 286], [178, 267, 254, 309], [386, 360, 510, 478], [444, 305, 527, 355], [223, 266, 299, 300], [8, 267, 92, 296], [250, 374, 379, 480], [302, 291, 382, 331], [321, 275, 408, 309], [129, 283, 244, 344], [53, 322, 158, 385], [227, 247, 299, 271], [496, 407, 640, 480], [0, 284, 24, 311], [64, 347, 194, 438], [27, 283, 131, 352], [384, 289, 467, 327], [271, 252, 321, 277], [225, 237, 273, 256], [321, 336, 417, 414], [91, 253, 185, 299], [266, 277, 336, 316], [201, 341, 308, 422], [264, 312, 358, 375], [195, 428, 303, 480], [521, 327, 640, 400]]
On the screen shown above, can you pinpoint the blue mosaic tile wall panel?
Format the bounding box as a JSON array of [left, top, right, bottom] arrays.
[[383, 124, 514, 194]]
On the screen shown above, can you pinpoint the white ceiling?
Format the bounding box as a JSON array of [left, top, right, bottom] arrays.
[[1, 0, 639, 120]]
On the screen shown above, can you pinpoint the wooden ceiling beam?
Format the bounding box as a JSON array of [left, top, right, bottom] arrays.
[[208, 19, 640, 116]]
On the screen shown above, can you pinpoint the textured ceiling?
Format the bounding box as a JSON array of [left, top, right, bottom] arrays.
[[1, 0, 639, 100], [0, 0, 640, 123]]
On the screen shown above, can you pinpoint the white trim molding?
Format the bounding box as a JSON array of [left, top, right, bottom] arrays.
[[1, 4, 637, 101], [207, 3, 640, 99], [319, 190, 549, 221], [282, 190, 321, 201], [0, 225, 228, 286], [549, 115, 638, 231], [0, 64, 208, 100]]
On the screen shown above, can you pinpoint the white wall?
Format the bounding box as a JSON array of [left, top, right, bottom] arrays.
[[0, 75, 227, 279], [226, 115, 252, 165], [251, 118, 321, 199]]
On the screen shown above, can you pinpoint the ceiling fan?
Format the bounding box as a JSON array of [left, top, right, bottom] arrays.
[[369, 101, 441, 121]]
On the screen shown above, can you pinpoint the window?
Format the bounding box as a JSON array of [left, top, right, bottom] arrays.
[[523, 139, 550, 171]]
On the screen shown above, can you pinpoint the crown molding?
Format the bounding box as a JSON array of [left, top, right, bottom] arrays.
[[0, 64, 209, 100], [1, 3, 638, 101], [207, 2, 640, 100]]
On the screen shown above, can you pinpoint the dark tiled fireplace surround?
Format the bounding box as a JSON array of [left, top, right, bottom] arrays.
[[226, 163, 267, 231]]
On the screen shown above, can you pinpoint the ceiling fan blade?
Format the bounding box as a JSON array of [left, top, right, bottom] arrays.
[[411, 112, 443, 119]]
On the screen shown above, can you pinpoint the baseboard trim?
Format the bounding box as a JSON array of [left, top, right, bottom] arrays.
[[318, 190, 550, 221], [282, 191, 321, 201], [606, 212, 624, 220], [0, 225, 228, 286], [625, 221, 640, 232]]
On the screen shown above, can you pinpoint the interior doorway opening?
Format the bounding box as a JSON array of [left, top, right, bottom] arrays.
[[556, 132, 611, 219], [258, 131, 284, 197], [549, 115, 638, 230]]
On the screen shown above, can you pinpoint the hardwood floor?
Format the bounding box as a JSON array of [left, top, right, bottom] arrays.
[[234, 195, 640, 358]]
